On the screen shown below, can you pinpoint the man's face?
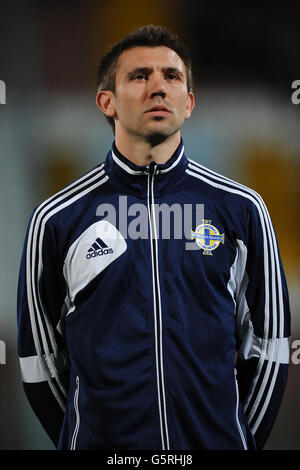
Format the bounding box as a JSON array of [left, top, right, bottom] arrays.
[[103, 46, 194, 142]]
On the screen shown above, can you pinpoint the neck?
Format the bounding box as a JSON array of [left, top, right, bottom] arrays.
[[114, 131, 181, 166]]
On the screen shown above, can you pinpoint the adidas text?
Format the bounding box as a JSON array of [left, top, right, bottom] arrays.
[[86, 248, 113, 259]]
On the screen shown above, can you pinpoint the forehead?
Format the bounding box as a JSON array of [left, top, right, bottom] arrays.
[[115, 46, 186, 75]]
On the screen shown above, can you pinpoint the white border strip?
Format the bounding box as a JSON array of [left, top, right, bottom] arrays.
[[159, 146, 184, 174], [111, 151, 145, 175], [150, 171, 170, 450], [147, 170, 170, 450], [70, 376, 80, 450]]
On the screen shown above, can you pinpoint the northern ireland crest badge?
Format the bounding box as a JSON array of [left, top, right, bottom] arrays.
[[191, 219, 225, 255]]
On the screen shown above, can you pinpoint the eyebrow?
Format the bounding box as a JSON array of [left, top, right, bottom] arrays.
[[126, 66, 185, 79]]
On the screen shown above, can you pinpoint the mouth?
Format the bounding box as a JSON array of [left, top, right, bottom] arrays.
[[145, 105, 171, 115]]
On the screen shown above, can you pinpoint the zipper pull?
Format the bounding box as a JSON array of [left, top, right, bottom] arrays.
[[148, 161, 157, 176]]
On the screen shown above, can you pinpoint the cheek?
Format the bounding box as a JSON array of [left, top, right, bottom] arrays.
[[172, 88, 190, 108], [115, 93, 140, 118], [176, 98, 191, 118]]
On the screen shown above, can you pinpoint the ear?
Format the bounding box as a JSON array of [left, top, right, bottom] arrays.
[[96, 90, 116, 117], [185, 91, 195, 119]]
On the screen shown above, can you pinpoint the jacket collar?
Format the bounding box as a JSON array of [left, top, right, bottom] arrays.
[[105, 138, 188, 197]]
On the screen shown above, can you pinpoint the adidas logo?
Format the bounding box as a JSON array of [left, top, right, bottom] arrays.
[[86, 237, 113, 259]]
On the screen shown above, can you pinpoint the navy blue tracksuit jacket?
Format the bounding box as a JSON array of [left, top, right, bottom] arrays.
[[17, 139, 291, 450]]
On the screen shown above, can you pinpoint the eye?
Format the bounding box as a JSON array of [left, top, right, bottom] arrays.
[[132, 73, 147, 81], [166, 73, 178, 80]]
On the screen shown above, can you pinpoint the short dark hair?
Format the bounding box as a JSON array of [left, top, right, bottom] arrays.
[[96, 24, 194, 132]]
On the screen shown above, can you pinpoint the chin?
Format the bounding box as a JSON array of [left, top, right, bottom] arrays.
[[144, 124, 180, 145], [145, 132, 169, 146]]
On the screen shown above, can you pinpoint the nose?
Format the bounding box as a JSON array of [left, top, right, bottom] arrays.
[[150, 89, 166, 99], [148, 72, 166, 99]]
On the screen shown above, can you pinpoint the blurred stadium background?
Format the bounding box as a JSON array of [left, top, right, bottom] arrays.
[[0, 0, 299, 450]]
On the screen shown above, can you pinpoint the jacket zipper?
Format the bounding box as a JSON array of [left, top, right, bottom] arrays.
[[234, 369, 247, 450], [147, 162, 170, 450], [70, 375, 80, 450]]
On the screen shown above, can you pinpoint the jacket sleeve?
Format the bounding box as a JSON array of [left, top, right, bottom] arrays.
[[17, 208, 70, 447], [234, 197, 291, 449]]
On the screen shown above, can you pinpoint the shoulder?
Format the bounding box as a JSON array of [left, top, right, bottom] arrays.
[[26, 162, 108, 241], [32, 162, 107, 220]]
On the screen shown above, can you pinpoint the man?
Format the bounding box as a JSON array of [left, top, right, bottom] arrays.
[[17, 25, 290, 450]]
